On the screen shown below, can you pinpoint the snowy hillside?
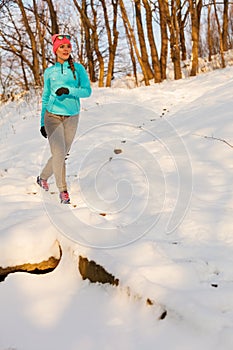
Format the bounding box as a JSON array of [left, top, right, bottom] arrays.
[[1, 66, 233, 350]]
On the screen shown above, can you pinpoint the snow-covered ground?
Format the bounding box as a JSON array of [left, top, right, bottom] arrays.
[[1, 66, 233, 350]]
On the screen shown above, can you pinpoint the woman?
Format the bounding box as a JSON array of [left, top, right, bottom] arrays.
[[37, 34, 92, 203]]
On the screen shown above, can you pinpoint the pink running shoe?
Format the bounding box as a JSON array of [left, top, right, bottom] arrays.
[[37, 176, 49, 191], [59, 190, 70, 204]]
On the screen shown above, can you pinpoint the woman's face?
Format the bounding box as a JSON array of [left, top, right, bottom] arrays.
[[56, 43, 72, 63]]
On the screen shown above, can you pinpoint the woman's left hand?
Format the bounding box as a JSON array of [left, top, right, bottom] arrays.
[[40, 126, 47, 138]]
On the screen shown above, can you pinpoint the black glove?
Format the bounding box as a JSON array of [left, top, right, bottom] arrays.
[[55, 87, 69, 96], [40, 126, 47, 138]]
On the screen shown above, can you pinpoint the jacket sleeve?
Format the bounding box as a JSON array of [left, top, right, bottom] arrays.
[[68, 64, 92, 98], [40, 68, 51, 127]]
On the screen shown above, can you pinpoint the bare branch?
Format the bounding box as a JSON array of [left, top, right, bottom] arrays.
[[194, 133, 233, 148]]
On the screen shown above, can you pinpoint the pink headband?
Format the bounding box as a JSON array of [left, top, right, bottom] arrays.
[[52, 34, 72, 54]]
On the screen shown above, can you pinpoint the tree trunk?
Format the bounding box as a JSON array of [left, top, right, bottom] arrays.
[[213, 0, 226, 68], [100, 0, 119, 87], [164, 0, 182, 80], [222, 0, 229, 51], [134, 0, 154, 80], [119, 0, 150, 85], [34, 0, 47, 72], [189, 0, 203, 77], [158, 0, 168, 81], [142, 0, 161, 83], [207, 4, 212, 62], [122, 13, 138, 86], [21, 58, 29, 91], [172, 0, 182, 79], [82, 0, 97, 82], [44, 0, 59, 34], [16, 0, 41, 86], [90, 0, 105, 87], [177, 0, 189, 61], [73, 0, 104, 87]]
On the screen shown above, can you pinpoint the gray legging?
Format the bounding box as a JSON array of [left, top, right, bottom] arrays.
[[40, 111, 79, 192]]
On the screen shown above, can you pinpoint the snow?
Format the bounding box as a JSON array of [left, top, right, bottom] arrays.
[[1, 66, 233, 349]]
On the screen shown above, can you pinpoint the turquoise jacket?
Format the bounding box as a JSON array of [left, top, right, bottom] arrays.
[[41, 61, 92, 126]]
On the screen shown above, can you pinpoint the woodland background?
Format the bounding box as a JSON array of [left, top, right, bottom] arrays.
[[0, 0, 233, 98]]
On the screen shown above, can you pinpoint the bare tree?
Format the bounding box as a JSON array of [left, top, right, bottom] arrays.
[[0, 0, 59, 92], [142, 0, 161, 83], [177, 0, 189, 61], [0, 54, 18, 99], [119, 0, 150, 85], [229, 3, 233, 49], [44, 0, 59, 35], [134, 0, 154, 80], [213, 0, 226, 68], [158, 0, 168, 80], [164, 0, 182, 80], [189, 0, 203, 76], [120, 7, 139, 85], [100, 0, 119, 87], [0, 0, 233, 95], [0, 13, 38, 89], [73, 0, 105, 86], [34, 0, 48, 72], [222, 0, 229, 51], [16, 0, 41, 85], [81, 0, 97, 82], [207, 3, 213, 61]]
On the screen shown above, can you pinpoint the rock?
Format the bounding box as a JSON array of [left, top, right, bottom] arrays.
[[0, 243, 62, 282], [78, 256, 119, 286], [114, 149, 122, 154]]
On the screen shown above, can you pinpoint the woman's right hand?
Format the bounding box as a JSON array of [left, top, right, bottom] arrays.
[[55, 87, 69, 96]]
